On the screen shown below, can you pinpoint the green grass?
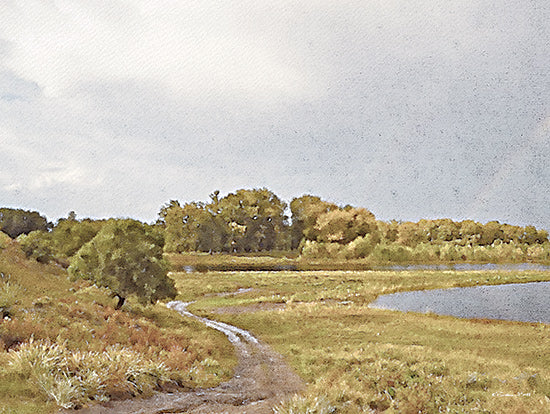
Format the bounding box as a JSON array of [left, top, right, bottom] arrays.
[[0, 244, 237, 412], [172, 269, 550, 413]]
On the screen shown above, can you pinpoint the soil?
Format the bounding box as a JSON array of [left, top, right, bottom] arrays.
[[65, 300, 304, 414]]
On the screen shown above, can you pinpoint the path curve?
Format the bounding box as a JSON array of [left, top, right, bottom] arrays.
[[67, 300, 303, 414]]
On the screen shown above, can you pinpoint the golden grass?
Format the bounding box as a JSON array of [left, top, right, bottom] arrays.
[[172, 269, 550, 413], [0, 245, 236, 412]]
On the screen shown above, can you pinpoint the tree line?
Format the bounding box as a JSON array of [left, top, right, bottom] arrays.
[[1, 188, 549, 308], [159, 189, 549, 256]]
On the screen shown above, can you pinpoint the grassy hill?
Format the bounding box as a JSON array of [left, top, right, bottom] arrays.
[[0, 242, 236, 412]]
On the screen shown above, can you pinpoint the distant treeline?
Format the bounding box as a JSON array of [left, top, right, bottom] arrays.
[[1, 188, 549, 264], [159, 189, 550, 263]]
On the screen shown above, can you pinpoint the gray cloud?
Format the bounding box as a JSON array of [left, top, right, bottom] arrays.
[[0, 1, 549, 229]]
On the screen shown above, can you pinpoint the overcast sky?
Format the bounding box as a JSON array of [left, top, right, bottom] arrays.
[[1, 1, 549, 230]]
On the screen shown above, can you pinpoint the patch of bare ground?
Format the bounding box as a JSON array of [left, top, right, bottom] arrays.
[[63, 301, 303, 414]]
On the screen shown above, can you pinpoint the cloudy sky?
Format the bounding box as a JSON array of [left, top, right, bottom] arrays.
[[1, 1, 549, 229]]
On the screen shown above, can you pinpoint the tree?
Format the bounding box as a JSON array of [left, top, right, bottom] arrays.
[[157, 200, 181, 226], [315, 207, 378, 244], [50, 218, 105, 258], [217, 188, 289, 252], [0, 208, 50, 238], [69, 219, 176, 309], [289, 195, 339, 249]]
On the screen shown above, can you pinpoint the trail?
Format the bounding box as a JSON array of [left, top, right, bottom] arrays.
[[68, 300, 303, 414]]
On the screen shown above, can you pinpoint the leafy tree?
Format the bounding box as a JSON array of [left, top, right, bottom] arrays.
[[217, 188, 289, 252], [18, 230, 54, 263], [459, 220, 481, 245], [397, 222, 426, 247], [478, 221, 504, 246], [50, 218, 105, 258], [315, 207, 378, 244], [521, 226, 549, 245], [157, 200, 181, 226], [0, 208, 50, 238], [290, 195, 339, 248], [69, 219, 176, 309]]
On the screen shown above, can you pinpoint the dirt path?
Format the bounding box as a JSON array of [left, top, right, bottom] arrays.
[[68, 301, 304, 414]]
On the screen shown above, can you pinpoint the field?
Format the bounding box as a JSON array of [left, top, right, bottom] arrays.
[[172, 268, 550, 413], [0, 244, 236, 413]]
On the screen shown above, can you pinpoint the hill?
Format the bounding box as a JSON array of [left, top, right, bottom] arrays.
[[0, 242, 235, 412]]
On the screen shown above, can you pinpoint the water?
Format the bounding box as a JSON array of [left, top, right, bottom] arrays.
[[377, 263, 550, 271], [370, 281, 550, 323]]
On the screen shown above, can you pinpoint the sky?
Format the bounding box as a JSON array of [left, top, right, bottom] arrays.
[[1, 1, 549, 230]]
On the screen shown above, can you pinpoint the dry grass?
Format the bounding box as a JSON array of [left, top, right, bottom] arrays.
[[0, 244, 236, 412], [173, 269, 550, 413]]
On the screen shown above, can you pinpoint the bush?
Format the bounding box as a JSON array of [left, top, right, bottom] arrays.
[[7, 339, 172, 408], [17, 231, 53, 263], [0, 277, 23, 318], [69, 219, 176, 309], [369, 243, 412, 264], [273, 394, 337, 414], [0, 231, 10, 249]]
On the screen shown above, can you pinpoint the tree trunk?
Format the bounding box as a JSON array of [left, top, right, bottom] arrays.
[[115, 295, 125, 310]]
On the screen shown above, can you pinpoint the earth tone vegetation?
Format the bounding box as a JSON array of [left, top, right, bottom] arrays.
[[1, 187, 549, 412], [0, 243, 235, 412], [158, 189, 550, 265], [173, 269, 550, 413]]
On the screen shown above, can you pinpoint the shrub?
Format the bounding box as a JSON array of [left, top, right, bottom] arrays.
[[17, 231, 53, 263], [273, 394, 337, 414], [6, 339, 172, 408], [0, 278, 23, 318], [0, 231, 10, 249]]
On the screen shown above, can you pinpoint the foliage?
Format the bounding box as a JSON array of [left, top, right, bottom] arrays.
[[69, 219, 176, 308], [289, 195, 339, 249], [0, 277, 23, 319], [0, 244, 236, 412], [0, 232, 10, 249], [18, 231, 54, 263], [163, 188, 289, 254], [49, 218, 105, 258], [0, 208, 50, 239], [315, 208, 377, 245], [17, 218, 106, 265]]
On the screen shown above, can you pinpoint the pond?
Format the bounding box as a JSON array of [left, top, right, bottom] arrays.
[[369, 281, 550, 324]]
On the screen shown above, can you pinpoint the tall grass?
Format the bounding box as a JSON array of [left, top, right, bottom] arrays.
[[7, 338, 171, 408]]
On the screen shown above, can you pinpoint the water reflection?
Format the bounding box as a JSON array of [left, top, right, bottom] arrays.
[[377, 263, 550, 271], [370, 282, 550, 323]]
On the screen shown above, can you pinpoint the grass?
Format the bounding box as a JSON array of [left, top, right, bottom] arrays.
[[172, 269, 550, 413], [0, 244, 237, 412], [167, 251, 550, 273]]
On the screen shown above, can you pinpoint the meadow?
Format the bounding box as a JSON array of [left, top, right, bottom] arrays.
[[172, 268, 550, 413], [0, 243, 236, 413]]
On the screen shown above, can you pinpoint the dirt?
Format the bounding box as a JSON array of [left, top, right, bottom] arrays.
[[65, 300, 304, 414]]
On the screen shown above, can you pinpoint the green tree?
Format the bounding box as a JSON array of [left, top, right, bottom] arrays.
[[315, 207, 378, 245], [289, 195, 339, 249], [0, 208, 50, 238], [50, 218, 105, 258], [69, 219, 176, 309], [397, 222, 425, 247], [18, 230, 54, 263], [217, 188, 289, 252]]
